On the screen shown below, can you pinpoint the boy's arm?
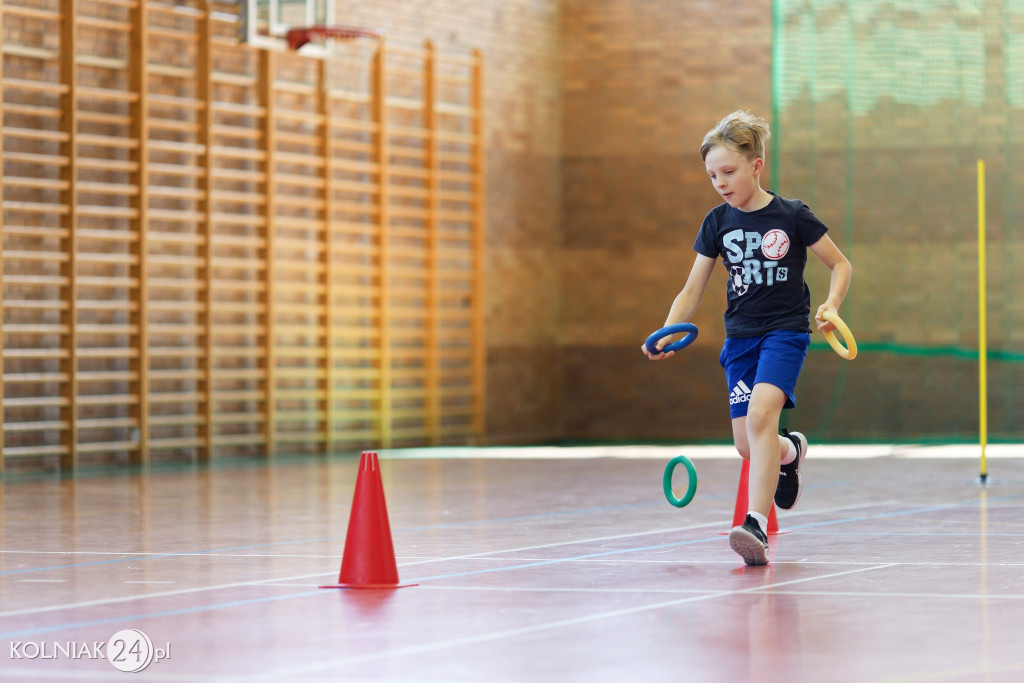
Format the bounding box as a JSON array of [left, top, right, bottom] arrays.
[[808, 234, 853, 332], [642, 254, 716, 359]]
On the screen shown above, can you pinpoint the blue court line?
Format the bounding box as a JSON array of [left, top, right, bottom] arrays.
[[781, 494, 1024, 534], [404, 495, 1024, 582], [2, 493, 1022, 640], [2, 490, 1017, 577], [0, 537, 728, 641], [406, 535, 725, 582], [396, 499, 676, 532], [398, 485, 856, 532], [0, 499, 718, 577]]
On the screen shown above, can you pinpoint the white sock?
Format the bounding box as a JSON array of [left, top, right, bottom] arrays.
[[748, 511, 768, 534], [780, 435, 796, 465]]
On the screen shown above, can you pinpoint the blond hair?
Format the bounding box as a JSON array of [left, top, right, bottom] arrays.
[[700, 110, 771, 162]]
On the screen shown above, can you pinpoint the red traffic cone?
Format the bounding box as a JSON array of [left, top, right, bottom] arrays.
[[721, 459, 789, 536], [320, 451, 416, 589]]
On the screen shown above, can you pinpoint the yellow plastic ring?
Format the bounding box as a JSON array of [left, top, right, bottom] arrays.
[[822, 311, 857, 360]]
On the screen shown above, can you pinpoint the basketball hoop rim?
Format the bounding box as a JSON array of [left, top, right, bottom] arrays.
[[286, 25, 385, 51]]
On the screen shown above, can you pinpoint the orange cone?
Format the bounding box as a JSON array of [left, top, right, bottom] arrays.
[[724, 459, 788, 536], [320, 451, 416, 589]]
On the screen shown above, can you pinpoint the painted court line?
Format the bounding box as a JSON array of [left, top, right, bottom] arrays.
[[249, 564, 898, 679], [411, 584, 1024, 599], [757, 589, 1024, 601], [0, 525, 865, 631], [0, 528, 913, 637], [0, 589, 325, 641], [3, 493, 1013, 636], [0, 537, 347, 577], [421, 584, 740, 595], [396, 500, 889, 568], [401, 497, 1016, 583], [0, 500, 885, 577], [0, 498, 985, 623], [0, 573, 333, 620], [0, 550, 345, 560]]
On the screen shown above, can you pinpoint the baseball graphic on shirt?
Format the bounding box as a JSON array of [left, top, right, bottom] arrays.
[[761, 229, 790, 260]]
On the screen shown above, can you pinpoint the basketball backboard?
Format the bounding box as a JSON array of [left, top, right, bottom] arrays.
[[240, 0, 334, 49]]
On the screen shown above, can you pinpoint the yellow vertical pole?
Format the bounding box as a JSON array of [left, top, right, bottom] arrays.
[[977, 159, 988, 485]]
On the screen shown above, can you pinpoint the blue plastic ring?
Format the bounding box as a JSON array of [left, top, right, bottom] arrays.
[[645, 323, 698, 355]]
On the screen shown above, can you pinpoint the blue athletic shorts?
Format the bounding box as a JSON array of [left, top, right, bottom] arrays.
[[719, 330, 811, 419]]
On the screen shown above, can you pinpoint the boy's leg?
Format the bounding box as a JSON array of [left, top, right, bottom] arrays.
[[729, 411, 801, 521], [730, 416, 793, 465], [744, 383, 788, 518], [728, 384, 787, 566], [722, 334, 804, 565], [749, 331, 812, 512]]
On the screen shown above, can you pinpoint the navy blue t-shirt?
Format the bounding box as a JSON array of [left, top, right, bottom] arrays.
[[693, 193, 828, 338]]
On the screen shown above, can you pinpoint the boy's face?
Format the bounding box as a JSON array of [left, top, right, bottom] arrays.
[[704, 145, 765, 212]]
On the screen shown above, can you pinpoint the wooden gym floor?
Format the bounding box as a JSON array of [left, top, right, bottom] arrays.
[[1, 445, 1023, 681]]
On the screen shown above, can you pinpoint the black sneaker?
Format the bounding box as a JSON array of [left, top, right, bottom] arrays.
[[728, 514, 769, 566], [774, 429, 808, 510]]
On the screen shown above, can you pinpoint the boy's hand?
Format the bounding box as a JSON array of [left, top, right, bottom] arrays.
[[815, 303, 838, 332], [641, 339, 675, 360]]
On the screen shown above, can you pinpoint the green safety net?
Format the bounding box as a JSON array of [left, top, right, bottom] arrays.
[[772, 0, 1024, 442]]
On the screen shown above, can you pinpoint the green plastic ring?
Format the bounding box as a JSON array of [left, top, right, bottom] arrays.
[[662, 455, 697, 508]]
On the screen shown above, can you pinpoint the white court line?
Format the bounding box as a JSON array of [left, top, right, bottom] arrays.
[[18, 579, 67, 583], [754, 589, 1024, 601], [418, 585, 1024, 599], [513, 558, 1024, 567], [0, 499, 886, 575], [420, 585, 735, 595], [1, 496, 990, 621], [395, 500, 891, 568], [0, 573, 334, 619], [0, 550, 344, 559], [123, 580, 175, 585], [245, 564, 897, 680], [0, 501, 897, 619]]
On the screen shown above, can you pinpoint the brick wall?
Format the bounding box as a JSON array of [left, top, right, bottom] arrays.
[[560, 0, 774, 442], [269, 0, 777, 444], [315, 1, 1024, 444]]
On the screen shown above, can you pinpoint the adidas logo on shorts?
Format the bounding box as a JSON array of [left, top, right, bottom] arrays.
[[730, 380, 752, 405]]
